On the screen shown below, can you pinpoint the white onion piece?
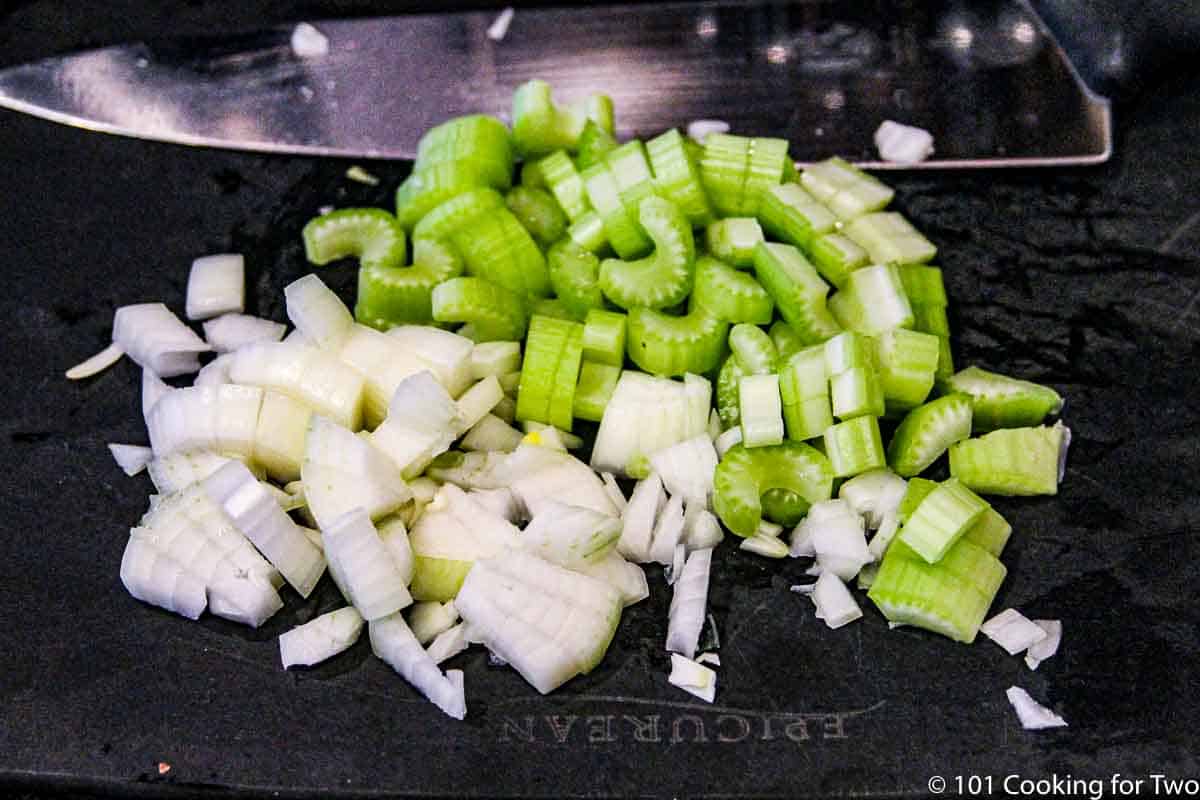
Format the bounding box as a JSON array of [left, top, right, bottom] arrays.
[[810, 572, 862, 629], [119, 533, 207, 619], [303, 415, 411, 529], [600, 473, 628, 513], [683, 503, 724, 551], [252, 391, 312, 483], [1005, 686, 1067, 730], [377, 516, 415, 586], [141, 368, 172, 421], [574, 552, 649, 607], [707, 408, 722, 442], [649, 435, 718, 508], [387, 325, 475, 397], [207, 571, 285, 627], [338, 324, 437, 426], [280, 607, 364, 668], [486, 6, 515, 40], [369, 613, 466, 719], [113, 303, 211, 377], [193, 352, 234, 387], [323, 507, 413, 620], [408, 601, 459, 645], [697, 652, 721, 667], [285, 274, 354, 350], [648, 493, 685, 566], [591, 372, 695, 476], [788, 519, 817, 557], [469, 341, 521, 380], [455, 376, 504, 432], [522, 501, 622, 568], [687, 119, 731, 144], [186, 254, 244, 321], [146, 384, 264, 459], [145, 451, 244, 495], [427, 622, 470, 664], [1057, 423, 1071, 484], [666, 547, 712, 659], [714, 426, 743, 458], [668, 654, 716, 703], [804, 500, 872, 581], [498, 443, 618, 519], [739, 534, 789, 558], [617, 472, 663, 563], [1025, 620, 1063, 670], [202, 313, 286, 353], [867, 510, 901, 560], [756, 519, 784, 539], [66, 342, 124, 380], [426, 451, 507, 490], [467, 487, 521, 523], [291, 22, 329, 58], [838, 469, 907, 530], [371, 371, 462, 478], [461, 414, 524, 453], [108, 444, 153, 476], [521, 421, 584, 451], [667, 541, 686, 586], [228, 340, 363, 430], [981, 609, 1048, 655], [874, 120, 934, 164], [202, 460, 326, 598]]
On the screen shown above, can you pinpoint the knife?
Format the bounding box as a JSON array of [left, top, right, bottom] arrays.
[[0, 0, 1113, 168]]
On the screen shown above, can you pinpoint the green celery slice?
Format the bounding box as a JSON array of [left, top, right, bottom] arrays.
[[303, 207, 406, 271], [520, 159, 546, 189], [948, 422, 1067, 496], [530, 298, 578, 321], [824, 331, 874, 375], [505, 186, 568, 248], [415, 114, 514, 190], [753, 242, 841, 344], [573, 361, 622, 422], [962, 508, 1012, 558], [739, 373, 785, 448], [898, 477, 989, 563], [395, 160, 496, 230], [742, 137, 792, 215], [898, 477, 938, 522], [691, 256, 774, 325], [355, 238, 463, 328], [582, 162, 652, 259], [769, 320, 805, 362], [844, 211, 937, 265], [706, 218, 765, 269], [760, 488, 810, 526], [511, 79, 604, 158], [607, 141, 659, 225], [575, 120, 619, 170], [547, 239, 604, 320], [515, 314, 581, 427], [875, 327, 940, 413], [823, 415, 886, 478], [717, 355, 746, 429], [584, 94, 616, 137], [581, 309, 627, 367], [599, 195, 695, 309], [412, 187, 505, 242], [626, 306, 727, 377], [911, 303, 952, 337], [756, 183, 837, 250], [940, 366, 1063, 431], [887, 393, 974, 477], [431, 277, 527, 341], [830, 366, 886, 420], [451, 207, 550, 298], [809, 232, 870, 289], [897, 264, 948, 307], [548, 323, 585, 431], [699, 133, 749, 218], [828, 263, 914, 335], [729, 323, 779, 375], [713, 441, 834, 537], [779, 346, 832, 441], [567, 211, 609, 254], [539, 150, 593, 222], [800, 157, 894, 220], [646, 128, 715, 227]]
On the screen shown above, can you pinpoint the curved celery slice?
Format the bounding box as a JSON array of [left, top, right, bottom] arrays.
[[599, 195, 695, 309], [507, 186, 568, 248], [582, 309, 627, 367], [355, 239, 462, 328], [887, 393, 974, 477], [520, 159, 547, 189], [728, 323, 778, 374], [539, 150, 592, 222], [626, 306, 727, 377], [800, 157, 893, 220], [875, 328, 940, 413], [712, 441, 834, 537], [769, 320, 805, 362], [512, 79, 611, 159], [699, 133, 749, 217], [823, 416, 886, 478], [844, 211, 937, 265], [897, 478, 989, 564], [575, 119, 619, 170], [940, 366, 1063, 431], [756, 183, 837, 250], [742, 137, 792, 215], [809, 232, 869, 289], [395, 160, 495, 230], [716, 355, 746, 429], [574, 360, 622, 422], [412, 187, 505, 242], [607, 141, 658, 226], [567, 210, 609, 253], [706, 218, 765, 269], [548, 239, 604, 320], [582, 162, 651, 259], [517, 315, 584, 431], [647, 128, 715, 227], [761, 488, 810, 526], [414, 114, 514, 190], [828, 263, 914, 335], [451, 207, 550, 297], [753, 242, 840, 344], [432, 277, 528, 341], [948, 422, 1067, 496], [303, 208, 406, 271], [691, 256, 774, 325]]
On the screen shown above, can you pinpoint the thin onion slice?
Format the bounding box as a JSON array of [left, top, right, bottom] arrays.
[[203, 313, 286, 353], [1005, 686, 1067, 730], [280, 607, 364, 669], [186, 254, 245, 321], [981, 609, 1048, 656], [668, 653, 716, 703], [66, 342, 124, 380], [112, 303, 211, 377], [1025, 620, 1063, 670], [666, 547, 712, 659], [108, 444, 153, 476]]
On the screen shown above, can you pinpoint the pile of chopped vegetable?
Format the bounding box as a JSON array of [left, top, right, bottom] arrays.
[[71, 79, 1071, 728]]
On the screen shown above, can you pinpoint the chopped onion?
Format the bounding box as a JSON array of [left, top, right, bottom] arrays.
[[141, 368, 172, 421], [119, 532, 208, 620], [66, 342, 124, 380], [714, 426, 743, 458], [427, 622, 470, 664], [202, 313, 286, 353], [521, 501, 622, 568], [756, 519, 783, 539], [456, 376, 504, 432], [387, 325, 475, 398], [1025, 620, 1062, 670], [469, 341, 521, 380], [648, 492, 685, 565], [600, 472, 628, 513], [867, 510, 901, 560], [697, 652, 721, 667], [108, 443, 153, 476], [739, 535, 789, 558], [323, 507, 414, 620], [461, 414, 524, 453], [192, 353, 234, 387], [369, 613, 467, 719], [838, 469, 907, 530], [1005, 686, 1067, 730], [874, 120, 934, 164], [1057, 423, 1072, 484], [522, 421, 584, 450], [303, 415, 413, 530], [408, 601, 459, 645], [112, 303, 211, 377], [498, 443, 618, 519], [574, 552, 649, 607], [810, 571, 862, 629], [377, 515, 415, 585], [981, 609, 1048, 656], [284, 274, 354, 350], [683, 503, 724, 550], [467, 486, 522, 523], [617, 472, 663, 563], [371, 371, 462, 478], [687, 119, 731, 144], [801, 500, 872, 581], [648, 435, 718, 508], [788, 520, 816, 558], [668, 653, 716, 703], [291, 22, 330, 58], [146, 384, 264, 460], [486, 6, 515, 41], [279, 607, 364, 668], [666, 547, 712, 659], [186, 254, 245, 321]]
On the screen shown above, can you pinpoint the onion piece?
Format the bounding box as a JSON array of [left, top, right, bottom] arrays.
[[370, 612, 467, 719], [146, 384, 263, 460], [119, 532, 208, 620], [1005, 686, 1068, 730], [112, 303, 211, 377], [486, 6, 515, 41], [66, 342, 124, 380], [648, 493, 686, 565], [739, 535, 789, 558], [461, 414, 524, 453], [377, 515, 415, 586], [697, 652, 721, 667], [427, 622, 470, 664], [186, 254, 245, 321], [408, 601, 459, 645], [279, 607, 364, 668], [108, 444, 153, 476], [323, 507, 414, 620], [617, 472, 663, 563], [810, 571, 862, 629], [981, 609, 1048, 656], [683, 503, 724, 551], [649, 435, 718, 508], [291, 22, 329, 58], [202, 313, 286, 353], [687, 119, 731, 144], [600, 472, 628, 514], [801, 500, 872, 580], [521, 501, 622, 568], [874, 120, 934, 164], [666, 547, 712, 659], [141, 368, 172, 421], [838, 469, 907, 530], [285, 274, 354, 350], [714, 426, 743, 458], [467, 487, 522, 523], [1025, 620, 1063, 670], [193, 353, 234, 387], [573, 552, 649, 607], [668, 654, 717, 703]]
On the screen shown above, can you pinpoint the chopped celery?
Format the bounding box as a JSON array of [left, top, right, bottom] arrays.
[[738, 373, 785, 448], [808, 232, 869, 289], [511, 79, 610, 158], [531, 298, 577, 321], [963, 508, 1012, 558], [897, 476, 938, 522], [574, 361, 622, 422], [844, 212, 937, 265], [828, 263, 914, 335], [756, 183, 837, 249], [582, 309, 627, 367], [875, 327, 940, 413], [414, 114, 514, 190], [897, 264, 948, 307], [355, 238, 463, 328], [599, 195, 695, 309], [582, 161, 652, 259], [547, 239, 604, 320], [729, 323, 779, 374], [395, 160, 496, 230], [412, 187, 505, 242], [706, 218, 765, 269], [800, 157, 893, 220], [505, 186, 568, 248], [431, 277, 528, 341], [830, 366, 886, 420], [717, 355, 746, 428], [712, 442, 834, 537], [516, 314, 584, 431], [753, 242, 841, 344], [940, 366, 1063, 431], [888, 393, 973, 476], [607, 141, 659, 228], [303, 207, 406, 271], [539, 150, 593, 222], [575, 119, 619, 170], [700, 134, 790, 217], [626, 305, 727, 377], [897, 478, 989, 564], [948, 422, 1068, 496], [823, 416, 886, 478], [779, 346, 833, 441], [451, 207, 550, 298], [567, 210, 609, 254], [691, 256, 774, 325], [769, 320, 805, 362], [647, 128, 715, 227]]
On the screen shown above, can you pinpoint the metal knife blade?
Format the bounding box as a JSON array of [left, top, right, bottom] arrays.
[[0, 1, 1111, 168]]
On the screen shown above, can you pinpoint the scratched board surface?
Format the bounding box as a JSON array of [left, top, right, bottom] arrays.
[[1, 2, 1199, 798]]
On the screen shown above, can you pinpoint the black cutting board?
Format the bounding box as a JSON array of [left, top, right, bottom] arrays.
[[2, 3, 1199, 797]]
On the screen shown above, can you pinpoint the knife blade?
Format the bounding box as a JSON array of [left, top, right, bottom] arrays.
[[0, 0, 1111, 168]]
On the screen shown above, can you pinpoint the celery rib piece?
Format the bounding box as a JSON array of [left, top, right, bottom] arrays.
[[647, 128, 715, 227], [897, 478, 989, 563], [395, 161, 496, 231], [717, 355, 746, 429], [303, 208, 406, 271], [875, 327, 940, 413], [582, 309, 627, 367], [809, 232, 869, 289], [599, 195, 695, 310], [756, 183, 836, 250], [728, 323, 778, 375], [753, 242, 841, 345], [355, 238, 463, 328], [779, 346, 832, 441], [512, 79, 611, 159], [691, 256, 774, 325], [451, 207, 550, 298], [414, 114, 514, 191], [706, 218, 765, 269], [412, 187, 505, 243], [700, 134, 790, 217], [769, 320, 805, 362], [828, 263, 914, 335], [949, 422, 1067, 496], [547, 239, 604, 320], [626, 306, 727, 377], [575, 119, 619, 170], [940, 366, 1063, 431], [844, 211, 937, 265], [739, 373, 785, 448], [582, 162, 651, 259], [505, 186, 567, 248], [823, 416, 886, 478], [539, 150, 592, 222], [800, 157, 893, 221], [516, 314, 584, 430], [567, 210, 608, 254], [713, 442, 834, 537], [824, 332, 885, 420], [431, 277, 527, 341], [887, 393, 974, 477], [573, 361, 622, 422]]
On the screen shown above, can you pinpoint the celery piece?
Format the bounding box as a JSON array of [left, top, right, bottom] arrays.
[[412, 187, 505, 242], [431, 277, 528, 342], [647, 128, 715, 227], [911, 303, 952, 337], [779, 346, 832, 441], [395, 160, 496, 231], [549, 324, 585, 431], [699, 133, 749, 217], [800, 157, 894, 220], [897, 478, 989, 564], [757, 183, 837, 250], [824, 330, 874, 375], [867, 536, 1007, 643], [828, 263, 914, 335], [691, 256, 774, 325], [575, 120, 619, 170], [706, 218, 765, 269], [739, 373, 785, 448], [548, 239, 604, 320], [948, 423, 1067, 496], [415, 114, 514, 190], [875, 327, 940, 413], [844, 212, 937, 265], [760, 488, 810, 526], [582, 162, 652, 259], [808, 232, 870, 289], [753, 242, 841, 344], [355, 239, 463, 328], [582, 309, 627, 367], [451, 207, 550, 298], [574, 361, 622, 422], [511, 79, 591, 158], [567, 210, 609, 254], [599, 195, 695, 309], [887, 393, 974, 477], [729, 323, 779, 375], [823, 416, 886, 478], [626, 306, 728, 377], [717, 355, 746, 429], [520, 159, 547, 189], [962, 508, 1012, 558], [516, 314, 582, 429], [897, 477, 938, 523], [531, 298, 577, 321], [713, 442, 834, 537], [584, 94, 616, 137], [539, 150, 592, 222], [607, 141, 659, 225], [769, 320, 805, 362], [830, 367, 886, 420], [742, 137, 792, 215], [303, 207, 406, 271], [897, 264, 948, 307], [940, 366, 1063, 431], [505, 186, 567, 248]]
